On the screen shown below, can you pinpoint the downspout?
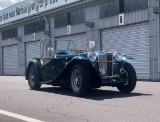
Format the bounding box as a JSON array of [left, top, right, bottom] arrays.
[[154, 0, 160, 80], [35, 3, 51, 38], [43, 15, 51, 38], [43, 15, 52, 57], [157, 1, 160, 80], [149, 0, 153, 80]]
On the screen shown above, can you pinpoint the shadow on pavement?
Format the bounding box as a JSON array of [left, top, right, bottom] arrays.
[[38, 86, 152, 100]]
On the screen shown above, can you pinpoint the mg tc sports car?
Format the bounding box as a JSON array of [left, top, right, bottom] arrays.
[[25, 38, 137, 97]]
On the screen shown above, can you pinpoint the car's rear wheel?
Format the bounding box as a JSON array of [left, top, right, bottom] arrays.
[[28, 65, 41, 90], [70, 64, 90, 97], [117, 62, 137, 93]]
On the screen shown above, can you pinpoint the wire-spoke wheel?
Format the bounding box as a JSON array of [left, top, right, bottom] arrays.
[[71, 69, 82, 92], [70, 64, 90, 97], [117, 62, 137, 93], [29, 68, 35, 86], [28, 65, 41, 90]]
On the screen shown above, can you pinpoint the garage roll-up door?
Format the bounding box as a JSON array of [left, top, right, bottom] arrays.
[[56, 34, 86, 50], [26, 41, 46, 67], [101, 23, 150, 79], [3, 45, 19, 75]]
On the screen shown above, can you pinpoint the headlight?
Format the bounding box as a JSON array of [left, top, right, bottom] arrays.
[[99, 68, 106, 75], [113, 52, 124, 61], [87, 52, 97, 62]]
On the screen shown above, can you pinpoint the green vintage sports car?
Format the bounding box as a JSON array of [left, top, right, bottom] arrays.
[[26, 38, 137, 97]]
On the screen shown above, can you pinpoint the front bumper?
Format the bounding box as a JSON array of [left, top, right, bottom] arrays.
[[101, 78, 124, 86]]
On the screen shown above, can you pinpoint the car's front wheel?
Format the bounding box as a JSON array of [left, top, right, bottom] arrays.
[[28, 65, 41, 90], [117, 62, 137, 93], [70, 64, 90, 97]]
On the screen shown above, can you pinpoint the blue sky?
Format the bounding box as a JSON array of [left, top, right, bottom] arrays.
[[0, 0, 21, 10]]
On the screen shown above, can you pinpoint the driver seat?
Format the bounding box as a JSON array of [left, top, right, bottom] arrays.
[[40, 58, 51, 66]]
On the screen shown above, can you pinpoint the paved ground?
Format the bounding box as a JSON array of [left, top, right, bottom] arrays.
[[0, 76, 159, 122]]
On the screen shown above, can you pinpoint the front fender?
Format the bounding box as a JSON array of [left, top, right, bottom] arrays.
[[55, 56, 90, 81], [46, 56, 101, 87], [25, 60, 41, 80], [72, 56, 87, 60], [123, 54, 134, 60]]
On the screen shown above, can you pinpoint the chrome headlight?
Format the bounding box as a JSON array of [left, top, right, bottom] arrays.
[[113, 52, 124, 61], [87, 52, 97, 62], [99, 68, 106, 75]]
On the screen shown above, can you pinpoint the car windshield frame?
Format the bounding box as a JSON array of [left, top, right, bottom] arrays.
[[55, 39, 76, 52], [39, 38, 86, 58]]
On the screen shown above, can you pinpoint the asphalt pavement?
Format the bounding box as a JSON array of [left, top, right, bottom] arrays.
[[0, 76, 159, 122]]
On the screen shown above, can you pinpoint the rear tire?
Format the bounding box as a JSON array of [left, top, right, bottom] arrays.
[[28, 65, 41, 90], [117, 62, 137, 93], [70, 64, 90, 97]]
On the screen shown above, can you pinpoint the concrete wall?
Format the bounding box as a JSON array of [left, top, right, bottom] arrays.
[[18, 43, 25, 76], [85, 5, 100, 51], [148, 0, 160, 81], [0, 47, 2, 75], [18, 26, 25, 75], [0, 32, 2, 75]]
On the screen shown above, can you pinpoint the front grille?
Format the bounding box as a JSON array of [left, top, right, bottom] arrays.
[[98, 54, 107, 74], [97, 53, 113, 77], [107, 53, 113, 76]]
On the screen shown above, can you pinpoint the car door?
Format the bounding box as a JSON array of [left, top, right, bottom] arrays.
[[41, 59, 63, 81]]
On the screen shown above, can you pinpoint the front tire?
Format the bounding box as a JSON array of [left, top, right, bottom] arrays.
[[117, 62, 137, 93], [70, 64, 90, 97], [28, 65, 41, 90]]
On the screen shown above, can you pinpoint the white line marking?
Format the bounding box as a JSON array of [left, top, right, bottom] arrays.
[[0, 109, 44, 122]]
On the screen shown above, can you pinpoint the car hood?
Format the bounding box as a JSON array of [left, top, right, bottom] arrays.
[[55, 52, 88, 59]]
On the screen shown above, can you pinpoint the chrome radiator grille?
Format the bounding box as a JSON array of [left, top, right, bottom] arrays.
[[107, 53, 113, 76], [98, 53, 113, 77], [98, 54, 107, 71]]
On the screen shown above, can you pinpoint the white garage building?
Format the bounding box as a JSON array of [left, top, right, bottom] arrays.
[[0, 0, 159, 81]]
